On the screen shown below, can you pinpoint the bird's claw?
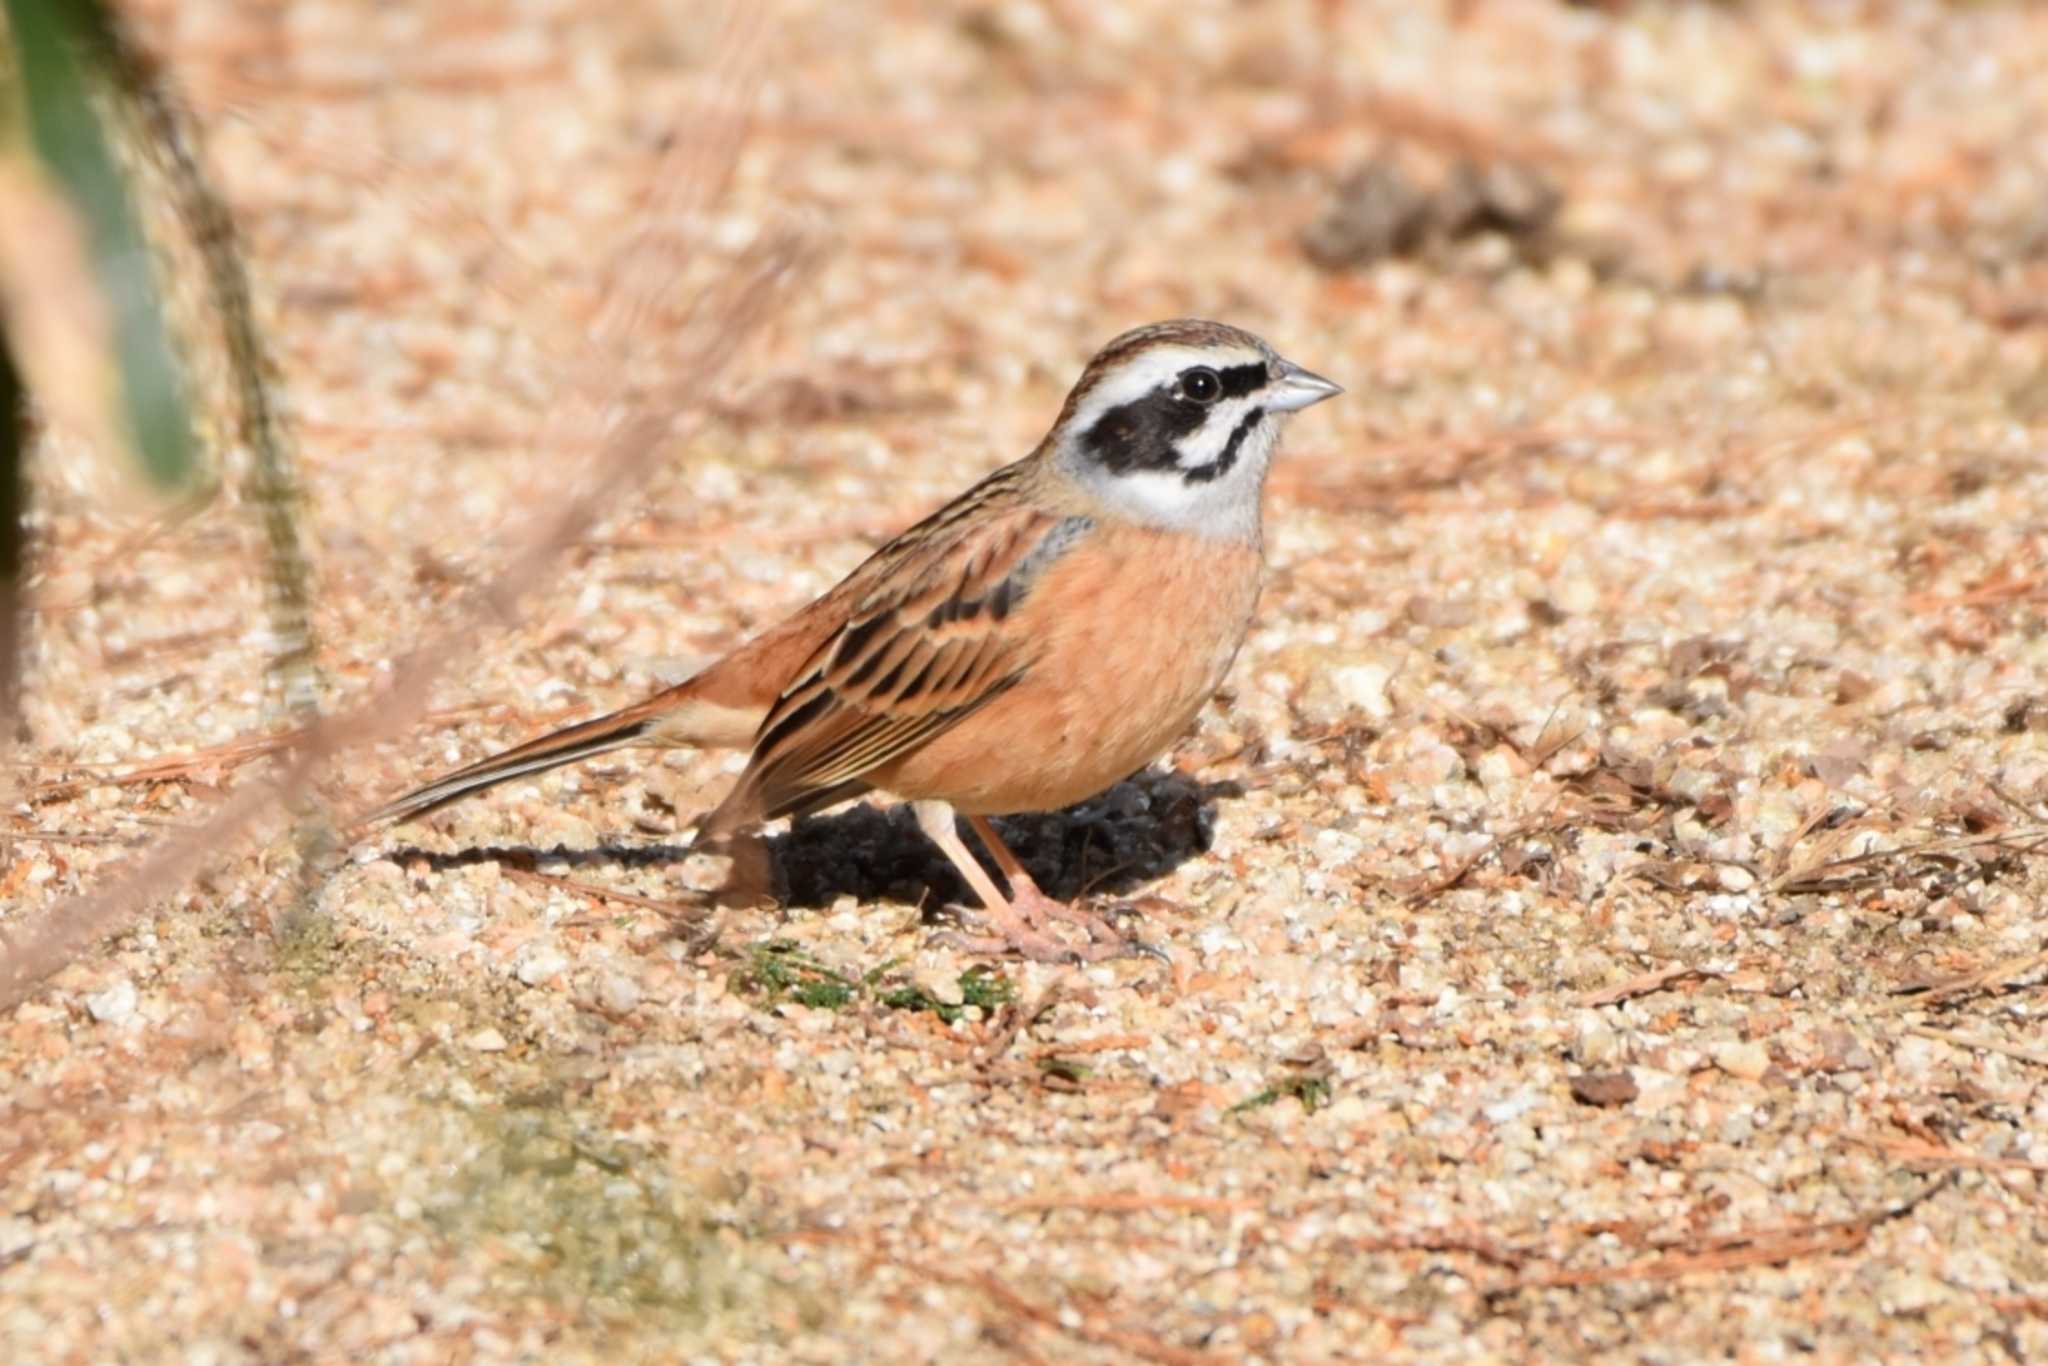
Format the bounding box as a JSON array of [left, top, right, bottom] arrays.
[[932, 896, 1167, 965]]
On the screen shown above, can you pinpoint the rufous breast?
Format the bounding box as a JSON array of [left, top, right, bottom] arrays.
[[871, 523, 1262, 815]]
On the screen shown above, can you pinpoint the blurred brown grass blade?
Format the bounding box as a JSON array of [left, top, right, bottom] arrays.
[[183, 3, 771, 416], [0, 46, 813, 1011], [0, 225, 809, 1014], [0, 771, 295, 1012], [595, 5, 766, 359], [189, 82, 576, 363], [342, 222, 812, 770]]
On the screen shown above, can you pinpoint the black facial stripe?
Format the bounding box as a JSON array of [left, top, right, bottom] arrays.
[[1080, 389, 1208, 474], [1080, 359, 1272, 476], [1214, 363, 1268, 400], [1182, 406, 1264, 485]]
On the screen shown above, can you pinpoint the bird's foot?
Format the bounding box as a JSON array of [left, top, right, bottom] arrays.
[[1012, 883, 1169, 962], [931, 920, 1100, 965], [934, 884, 1168, 965]]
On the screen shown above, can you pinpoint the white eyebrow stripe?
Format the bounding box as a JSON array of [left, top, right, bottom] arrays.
[[1066, 345, 1269, 436]]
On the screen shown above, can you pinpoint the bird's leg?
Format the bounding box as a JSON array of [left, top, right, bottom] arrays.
[[911, 801, 1089, 962], [964, 814, 1166, 963]]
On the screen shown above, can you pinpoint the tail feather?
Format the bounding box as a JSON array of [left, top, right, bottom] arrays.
[[365, 708, 658, 826]]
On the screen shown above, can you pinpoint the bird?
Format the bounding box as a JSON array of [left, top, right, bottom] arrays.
[[367, 319, 1341, 962]]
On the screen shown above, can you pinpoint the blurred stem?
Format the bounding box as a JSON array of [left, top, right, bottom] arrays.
[[86, 12, 336, 918], [3, 0, 193, 487], [92, 13, 323, 726], [0, 312, 23, 734]]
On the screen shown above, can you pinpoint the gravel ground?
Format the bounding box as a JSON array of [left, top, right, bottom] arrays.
[[7, 1, 2048, 1360]]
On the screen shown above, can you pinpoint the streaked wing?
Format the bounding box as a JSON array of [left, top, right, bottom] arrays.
[[720, 465, 1093, 824]]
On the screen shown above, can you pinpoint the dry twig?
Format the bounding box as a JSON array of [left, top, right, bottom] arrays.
[[918, 1258, 1213, 1366], [501, 865, 710, 930], [1841, 1134, 2048, 1178], [1905, 1024, 2048, 1070], [1578, 963, 1721, 1008], [1495, 1177, 1954, 1296], [1894, 947, 2048, 1007], [992, 1193, 1252, 1217]]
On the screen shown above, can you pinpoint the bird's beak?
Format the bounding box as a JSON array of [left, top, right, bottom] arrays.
[[1269, 359, 1344, 411]]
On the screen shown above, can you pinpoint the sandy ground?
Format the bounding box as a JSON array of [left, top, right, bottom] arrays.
[[6, 1, 2048, 1360]]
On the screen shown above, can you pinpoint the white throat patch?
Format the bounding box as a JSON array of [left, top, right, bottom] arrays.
[[1063, 409, 1282, 543]]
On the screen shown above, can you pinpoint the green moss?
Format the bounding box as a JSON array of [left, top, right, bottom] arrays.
[[731, 942, 1016, 1025], [875, 963, 1016, 1024], [1229, 1074, 1333, 1117], [729, 941, 861, 1010]]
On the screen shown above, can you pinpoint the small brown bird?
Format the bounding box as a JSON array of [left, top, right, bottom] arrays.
[[370, 319, 1340, 961]]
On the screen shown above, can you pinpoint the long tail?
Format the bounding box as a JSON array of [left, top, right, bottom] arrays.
[[364, 706, 660, 826]]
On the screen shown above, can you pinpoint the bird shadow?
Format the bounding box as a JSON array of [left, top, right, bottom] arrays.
[[775, 767, 1239, 912], [387, 767, 1241, 920]]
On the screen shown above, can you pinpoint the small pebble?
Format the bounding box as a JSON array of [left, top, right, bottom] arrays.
[[515, 947, 568, 987], [598, 971, 643, 1014], [1570, 1070, 1639, 1107], [84, 979, 138, 1025], [1710, 1041, 1771, 1081], [911, 966, 965, 1007]]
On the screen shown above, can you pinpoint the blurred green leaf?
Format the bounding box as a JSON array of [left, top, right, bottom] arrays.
[[4, 0, 193, 486]]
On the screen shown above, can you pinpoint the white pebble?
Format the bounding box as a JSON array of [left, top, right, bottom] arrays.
[[911, 966, 965, 1007], [516, 947, 568, 987], [1330, 664, 1394, 720], [598, 972, 642, 1014], [85, 979, 138, 1024], [1709, 1040, 1770, 1081]]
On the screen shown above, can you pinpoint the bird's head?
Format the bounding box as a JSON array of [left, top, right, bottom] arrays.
[[1048, 319, 1341, 541]]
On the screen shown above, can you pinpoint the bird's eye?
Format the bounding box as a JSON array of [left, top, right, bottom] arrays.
[[1179, 367, 1222, 404]]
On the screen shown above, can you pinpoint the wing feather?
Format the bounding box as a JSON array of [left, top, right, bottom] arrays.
[[710, 472, 1094, 826]]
